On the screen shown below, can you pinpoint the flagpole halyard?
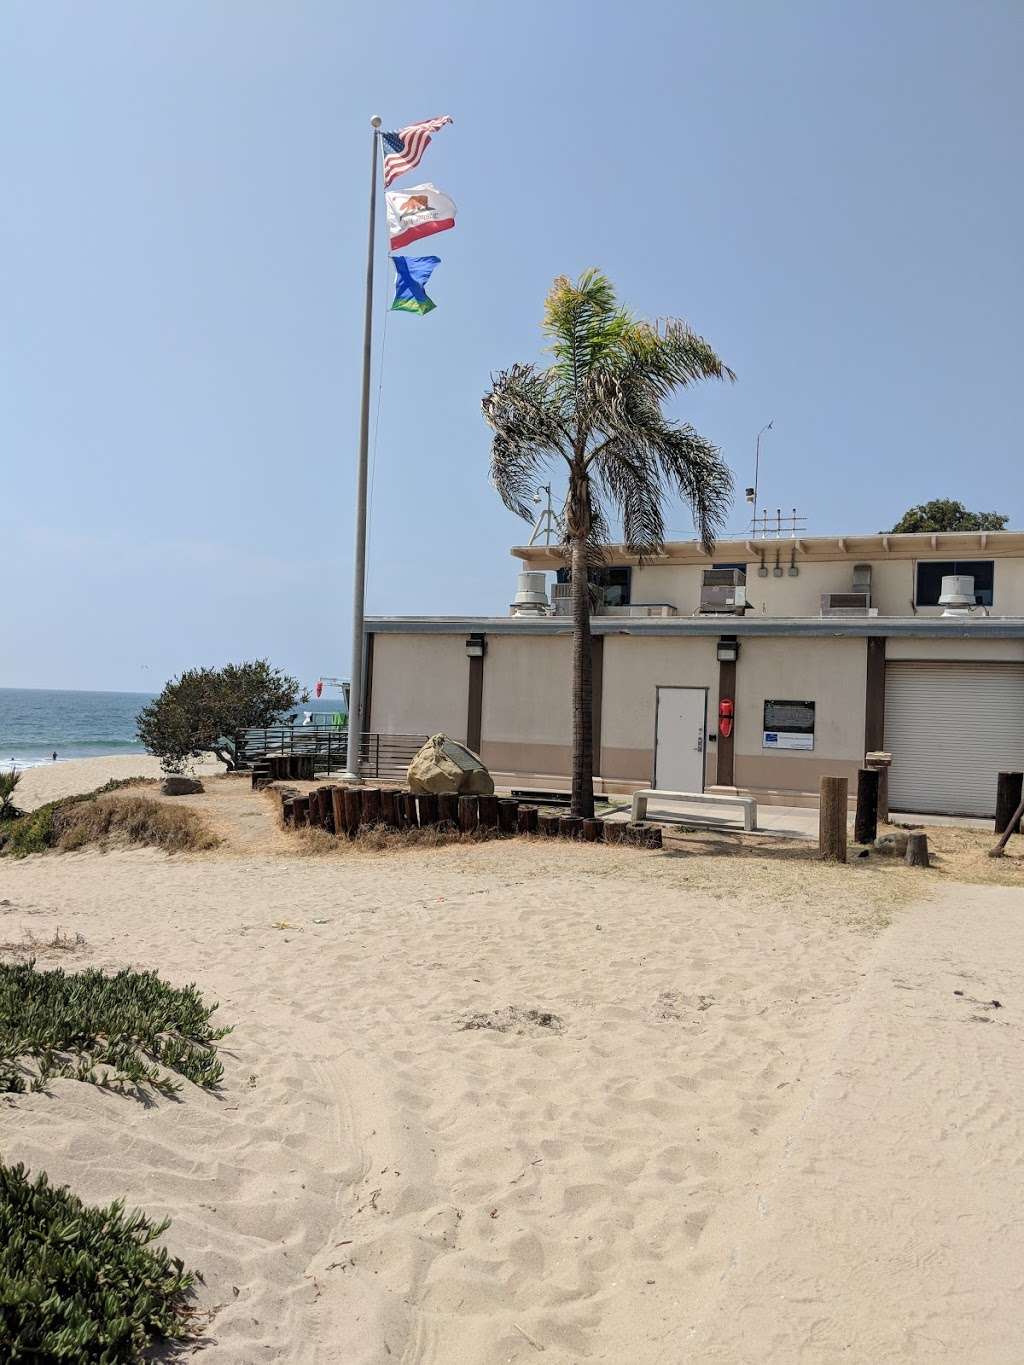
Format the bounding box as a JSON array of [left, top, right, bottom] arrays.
[[344, 114, 382, 779]]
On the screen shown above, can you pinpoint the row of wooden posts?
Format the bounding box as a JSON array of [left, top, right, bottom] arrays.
[[277, 785, 663, 847]]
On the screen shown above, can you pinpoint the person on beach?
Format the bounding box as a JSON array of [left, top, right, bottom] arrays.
[[52, 751, 57, 761]]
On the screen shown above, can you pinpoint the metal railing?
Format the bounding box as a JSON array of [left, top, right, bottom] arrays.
[[234, 727, 428, 782]]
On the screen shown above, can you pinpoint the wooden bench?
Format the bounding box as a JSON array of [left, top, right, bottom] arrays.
[[630, 789, 757, 831]]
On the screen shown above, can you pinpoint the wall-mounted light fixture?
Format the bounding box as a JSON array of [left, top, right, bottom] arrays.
[[465, 634, 486, 658], [716, 637, 740, 663]]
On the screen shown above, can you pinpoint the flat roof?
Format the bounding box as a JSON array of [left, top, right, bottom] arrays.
[[513, 529, 1024, 566], [367, 615, 1024, 640]]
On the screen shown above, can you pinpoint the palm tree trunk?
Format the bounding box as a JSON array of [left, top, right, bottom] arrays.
[[570, 534, 595, 818]]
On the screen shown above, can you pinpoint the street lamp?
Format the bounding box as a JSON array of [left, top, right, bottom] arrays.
[[748, 421, 773, 533]]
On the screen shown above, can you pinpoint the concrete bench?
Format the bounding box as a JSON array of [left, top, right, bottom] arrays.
[[630, 789, 757, 832]]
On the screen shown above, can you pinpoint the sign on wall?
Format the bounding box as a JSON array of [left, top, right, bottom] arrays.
[[763, 699, 815, 751]]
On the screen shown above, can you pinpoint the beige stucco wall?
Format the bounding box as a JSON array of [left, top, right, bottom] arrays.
[[629, 564, 705, 614], [601, 636, 719, 781], [732, 637, 867, 794], [369, 633, 469, 742], [478, 633, 573, 777]]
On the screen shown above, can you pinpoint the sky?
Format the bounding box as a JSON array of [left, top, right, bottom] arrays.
[[2, 0, 1022, 692]]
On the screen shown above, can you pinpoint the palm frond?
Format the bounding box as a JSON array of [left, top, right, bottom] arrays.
[[482, 364, 567, 520], [542, 271, 632, 409]]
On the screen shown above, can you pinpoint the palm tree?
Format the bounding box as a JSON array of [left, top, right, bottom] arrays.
[[482, 270, 735, 818]]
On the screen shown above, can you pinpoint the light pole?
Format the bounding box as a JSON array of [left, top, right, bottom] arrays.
[[749, 420, 773, 533]]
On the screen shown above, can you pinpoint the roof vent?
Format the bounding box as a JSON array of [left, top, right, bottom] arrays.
[[510, 571, 550, 617], [938, 574, 974, 616]]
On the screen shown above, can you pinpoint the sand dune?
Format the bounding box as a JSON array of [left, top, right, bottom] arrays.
[[13, 753, 224, 810], [1, 771, 1022, 1361]]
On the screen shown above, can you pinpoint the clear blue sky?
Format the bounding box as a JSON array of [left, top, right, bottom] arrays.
[[3, 0, 1021, 691]]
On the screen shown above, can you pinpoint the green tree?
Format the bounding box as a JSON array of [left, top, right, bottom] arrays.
[[137, 661, 303, 772], [889, 499, 1009, 534], [482, 270, 734, 818]]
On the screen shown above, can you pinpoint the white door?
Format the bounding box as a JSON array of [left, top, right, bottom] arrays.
[[885, 662, 1024, 816], [654, 687, 707, 791]]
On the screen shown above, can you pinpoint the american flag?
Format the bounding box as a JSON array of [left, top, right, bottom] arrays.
[[381, 115, 453, 188]]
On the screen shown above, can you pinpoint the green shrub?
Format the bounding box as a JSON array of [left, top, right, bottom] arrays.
[[0, 1161, 196, 1360], [0, 961, 231, 1096], [0, 767, 22, 821]]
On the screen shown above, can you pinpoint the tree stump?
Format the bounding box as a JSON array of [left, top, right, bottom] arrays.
[[344, 787, 363, 836], [478, 794, 499, 829], [292, 796, 309, 828], [995, 772, 1024, 835], [538, 812, 561, 837], [458, 795, 479, 832], [418, 793, 439, 826], [905, 831, 930, 867], [498, 799, 519, 835], [362, 787, 382, 826], [402, 792, 419, 829], [639, 824, 663, 849], [517, 805, 539, 835], [603, 821, 627, 844], [281, 798, 295, 826], [331, 787, 347, 836], [819, 776, 848, 863], [438, 792, 459, 826], [582, 818, 604, 843], [625, 821, 648, 846], [854, 767, 879, 845], [559, 815, 583, 840]]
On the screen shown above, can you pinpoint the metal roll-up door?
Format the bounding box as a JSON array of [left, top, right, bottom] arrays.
[[885, 662, 1024, 816]]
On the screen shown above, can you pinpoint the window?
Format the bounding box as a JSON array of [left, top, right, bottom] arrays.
[[763, 699, 815, 751], [555, 565, 632, 606], [915, 560, 993, 607]]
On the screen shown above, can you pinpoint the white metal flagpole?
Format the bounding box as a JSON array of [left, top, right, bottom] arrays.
[[344, 114, 382, 780]]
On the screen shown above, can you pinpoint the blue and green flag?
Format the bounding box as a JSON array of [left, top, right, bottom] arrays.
[[391, 254, 440, 315]]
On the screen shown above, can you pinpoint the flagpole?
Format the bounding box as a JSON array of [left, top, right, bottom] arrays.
[[344, 114, 382, 780]]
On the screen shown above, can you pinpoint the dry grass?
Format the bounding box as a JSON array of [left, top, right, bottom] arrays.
[[54, 796, 219, 854], [293, 822, 499, 856], [0, 928, 87, 960]]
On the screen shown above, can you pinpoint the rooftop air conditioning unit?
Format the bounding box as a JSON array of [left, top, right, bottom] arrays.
[[699, 567, 748, 615], [820, 592, 877, 617]]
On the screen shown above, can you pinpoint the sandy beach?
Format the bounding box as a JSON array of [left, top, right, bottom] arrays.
[[2, 761, 1023, 1362]]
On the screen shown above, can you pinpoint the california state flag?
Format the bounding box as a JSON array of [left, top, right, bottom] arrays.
[[385, 183, 457, 250]]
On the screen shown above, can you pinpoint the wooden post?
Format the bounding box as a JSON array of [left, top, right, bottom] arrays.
[[905, 831, 930, 867], [418, 792, 439, 826], [338, 786, 354, 835], [854, 767, 879, 845], [498, 799, 519, 835], [362, 786, 382, 826], [307, 788, 321, 827], [819, 776, 848, 863], [292, 795, 309, 827], [402, 792, 419, 828], [437, 792, 459, 826], [538, 812, 561, 837], [458, 794, 479, 832], [378, 788, 396, 827], [582, 818, 604, 842], [625, 821, 648, 846], [318, 786, 335, 832], [865, 750, 892, 823], [478, 794, 499, 829], [604, 821, 627, 844], [990, 793, 1024, 857], [344, 787, 363, 835], [517, 805, 539, 835], [640, 824, 663, 849], [559, 814, 583, 840], [995, 772, 1024, 835], [282, 798, 295, 826]]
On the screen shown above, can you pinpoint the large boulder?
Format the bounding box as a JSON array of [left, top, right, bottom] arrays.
[[161, 776, 204, 796], [407, 734, 494, 796]]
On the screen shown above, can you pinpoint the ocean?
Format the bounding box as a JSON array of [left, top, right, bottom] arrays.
[[0, 688, 156, 770]]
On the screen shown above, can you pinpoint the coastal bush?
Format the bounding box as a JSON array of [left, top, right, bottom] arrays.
[[0, 767, 22, 821], [0, 785, 215, 859], [0, 1161, 196, 1359], [0, 960, 231, 1096], [137, 660, 303, 772]]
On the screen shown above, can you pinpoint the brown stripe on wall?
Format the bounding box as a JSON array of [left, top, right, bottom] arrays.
[[467, 644, 484, 753], [716, 655, 737, 786], [592, 636, 604, 776], [363, 632, 374, 733], [865, 635, 885, 753]]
